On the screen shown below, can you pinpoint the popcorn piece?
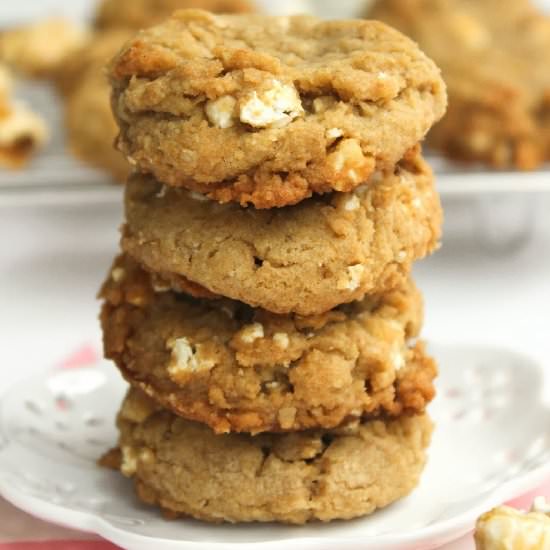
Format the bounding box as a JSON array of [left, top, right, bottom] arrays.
[[337, 265, 365, 291], [343, 194, 360, 212], [120, 446, 138, 476], [391, 346, 405, 372], [278, 406, 297, 429], [240, 80, 304, 129], [326, 127, 344, 140], [475, 501, 550, 550], [326, 138, 374, 190], [167, 337, 215, 381], [239, 323, 264, 343], [111, 267, 125, 283], [0, 99, 48, 169], [273, 332, 289, 350], [205, 95, 237, 129]]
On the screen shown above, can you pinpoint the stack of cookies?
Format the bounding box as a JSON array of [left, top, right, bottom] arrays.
[[99, 9, 447, 524]]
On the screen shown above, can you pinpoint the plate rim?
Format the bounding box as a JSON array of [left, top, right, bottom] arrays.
[[1, 343, 549, 550]]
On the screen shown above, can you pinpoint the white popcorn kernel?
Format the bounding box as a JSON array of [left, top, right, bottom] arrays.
[[155, 185, 167, 198], [343, 194, 360, 211], [377, 71, 389, 80], [337, 264, 365, 291], [240, 80, 304, 129], [396, 250, 407, 263], [0, 100, 48, 149], [475, 504, 550, 550], [273, 332, 289, 349], [120, 446, 138, 476], [391, 346, 405, 372], [326, 127, 343, 140], [327, 138, 372, 190], [111, 267, 125, 283], [532, 497, 550, 515], [412, 198, 422, 209], [205, 95, 236, 128], [167, 337, 215, 378], [240, 323, 264, 343]]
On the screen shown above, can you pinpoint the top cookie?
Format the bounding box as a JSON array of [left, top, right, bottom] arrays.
[[109, 10, 447, 208], [95, 0, 255, 31], [369, 0, 550, 169]]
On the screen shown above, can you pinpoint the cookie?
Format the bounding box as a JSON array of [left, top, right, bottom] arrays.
[[65, 71, 130, 182], [58, 31, 133, 181], [108, 10, 447, 208], [107, 387, 433, 524], [100, 255, 436, 434], [95, 0, 255, 31], [368, 0, 550, 169], [122, 148, 441, 316], [0, 18, 88, 78]]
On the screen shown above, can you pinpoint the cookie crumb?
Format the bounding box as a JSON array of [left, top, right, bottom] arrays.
[[205, 95, 237, 129], [120, 446, 138, 476], [273, 332, 289, 349], [111, 267, 125, 283], [337, 264, 365, 291], [239, 323, 264, 343], [278, 406, 297, 429], [343, 194, 360, 211]]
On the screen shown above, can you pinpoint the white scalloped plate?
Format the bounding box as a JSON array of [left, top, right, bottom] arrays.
[[0, 344, 549, 550]]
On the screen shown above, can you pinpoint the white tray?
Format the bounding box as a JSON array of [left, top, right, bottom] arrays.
[[1, 344, 549, 550]]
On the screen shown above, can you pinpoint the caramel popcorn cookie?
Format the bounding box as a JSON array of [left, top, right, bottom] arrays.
[[107, 387, 433, 524], [109, 10, 447, 207], [0, 18, 88, 78], [122, 148, 441, 316], [100, 255, 436, 434], [95, 0, 254, 31], [368, 0, 550, 169]]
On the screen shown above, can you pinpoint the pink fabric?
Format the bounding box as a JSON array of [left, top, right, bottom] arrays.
[[0, 543, 117, 549]]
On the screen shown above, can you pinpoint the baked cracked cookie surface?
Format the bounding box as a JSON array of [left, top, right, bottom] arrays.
[[109, 10, 447, 207], [96, 0, 254, 31], [105, 387, 433, 524], [100, 255, 437, 434], [122, 148, 442, 316], [369, 0, 550, 169]]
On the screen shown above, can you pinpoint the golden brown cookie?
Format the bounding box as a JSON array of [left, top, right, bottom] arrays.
[[368, 0, 550, 169], [65, 71, 130, 182], [109, 10, 447, 207], [100, 255, 436, 434], [122, 148, 442, 316], [0, 19, 88, 78], [95, 0, 255, 31], [59, 31, 133, 181], [108, 387, 433, 524]]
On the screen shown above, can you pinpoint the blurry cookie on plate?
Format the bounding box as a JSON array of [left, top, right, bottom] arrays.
[[0, 19, 88, 78], [368, 0, 550, 169], [95, 0, 255, 30]]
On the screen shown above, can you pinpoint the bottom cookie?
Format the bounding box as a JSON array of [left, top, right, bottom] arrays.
[[103, 388, 433, 524]]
